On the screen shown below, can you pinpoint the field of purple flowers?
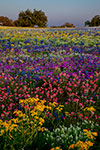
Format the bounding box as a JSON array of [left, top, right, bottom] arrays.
[[0, 27, 100, 150]]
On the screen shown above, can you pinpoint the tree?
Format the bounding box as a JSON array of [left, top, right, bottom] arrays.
[[32, 9, 47, 27], [14, 9, 33, 27], [85, 15, 100, 27], [90, 15, 100, 27], [85, 20, 90, 26], [0, 16, 14, 26], [14, 20, 20, 27], [61, 22, 75, 28], [14, 9, 48, 27], [51, 22, 75, 28]]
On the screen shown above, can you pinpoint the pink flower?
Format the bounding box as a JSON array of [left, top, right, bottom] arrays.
[[84, 116, 88, 119], [41, 91, 44, 94], [71, 112, 74, 115], [79, 113, 83, 117], [79, 103, 84, 108], [85, 83, 89, 87], [65, 102, 68, 104], [1, 114, 5, 117], [53, 88, 56, 91], [73, 99, 79, 102], [46, 92, 49, 97], [35, 94, 38, 98], [15, 93, 17, 96], [25, 105, 29, 109], [67, 87, 72, 92], [2, 104, 5, 108], [86, 99, 89, 103]]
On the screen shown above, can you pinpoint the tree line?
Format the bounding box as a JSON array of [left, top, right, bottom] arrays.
[[0, 9, 100, 27], [0, 9, 47, 27]]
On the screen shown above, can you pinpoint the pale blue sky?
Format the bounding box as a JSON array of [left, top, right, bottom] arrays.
[[0, 0, 100, 27]]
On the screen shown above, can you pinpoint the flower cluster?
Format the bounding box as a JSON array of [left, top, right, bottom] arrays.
[[51, 147, 62, 150], [68, 140, 93, 150], [83, 129, 97, 139], [0, 27, 100, 150], [0, 97, 47, 149]]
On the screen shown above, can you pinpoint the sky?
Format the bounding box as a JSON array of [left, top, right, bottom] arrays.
[[0, 0, 100, 27]]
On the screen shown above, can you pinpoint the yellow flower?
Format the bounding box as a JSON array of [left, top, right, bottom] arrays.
[[45, 105, 52, 110], [2, 122, 9, 132], [56, 107, 63, 111], [90, 76, 93, 78], [9, 133, 13, 139], [75, 141, 88, 150], [33, 101, 45, 112], [49, 102, 57, 107], [83, 130, 94, 139], [11, 44, 14, 47], [9, 124, 18, 132], [0, 129, 5, 136], [30, 111, 37, 116], [11, 118, 19, 124], [50, 147, 62, 150], [84, 106, 96, 112], [69, 140, 93, 150], [35, 116, 39, 120], [19, 99, 24, 104], [65, 112, 69, 116], [0, 119, 3, 124], [68, 144, 75, 149], [70, 48, 72, 52], [56, 147, 60, 149], [8, 120, 12, 125], [39, 117, 45, 125], [83, 129, 88, 132], [92, 132, 97, 136], [85, 141, 93, 147], [38, 127, 46, 132], [59, 105, 64, 108], [56, 105, 64, 112], [88, 106, 96, 112], [75, 140, 84, 147], [27, 43, 30, 45]]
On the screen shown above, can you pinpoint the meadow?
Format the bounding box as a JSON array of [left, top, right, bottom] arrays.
[[0, 27, 100, 150]]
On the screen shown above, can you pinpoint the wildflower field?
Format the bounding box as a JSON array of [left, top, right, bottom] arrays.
[[0, 27, 100, 150]]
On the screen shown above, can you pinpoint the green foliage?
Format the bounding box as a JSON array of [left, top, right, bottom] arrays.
[[0, 98, 47, 150], [85, 15, 100, 27], [85, 20, 90, 26], [43, 123, 92, 149], [51, 22, 75, 28], [14, 9, 48, 27], [32, 9, 48, 27], [61, 22, 75, 28], [90, 15, 100, 27]]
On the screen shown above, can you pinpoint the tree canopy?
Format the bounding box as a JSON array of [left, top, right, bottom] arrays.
[[85, 20, 90, 27], [61, 22, 75, 28], [14, 9, 48, 27], [51, 22, 75, 28], [90, 15, 100, 27], [85, 15, 100, 27], [0, 16, 14, 26]]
